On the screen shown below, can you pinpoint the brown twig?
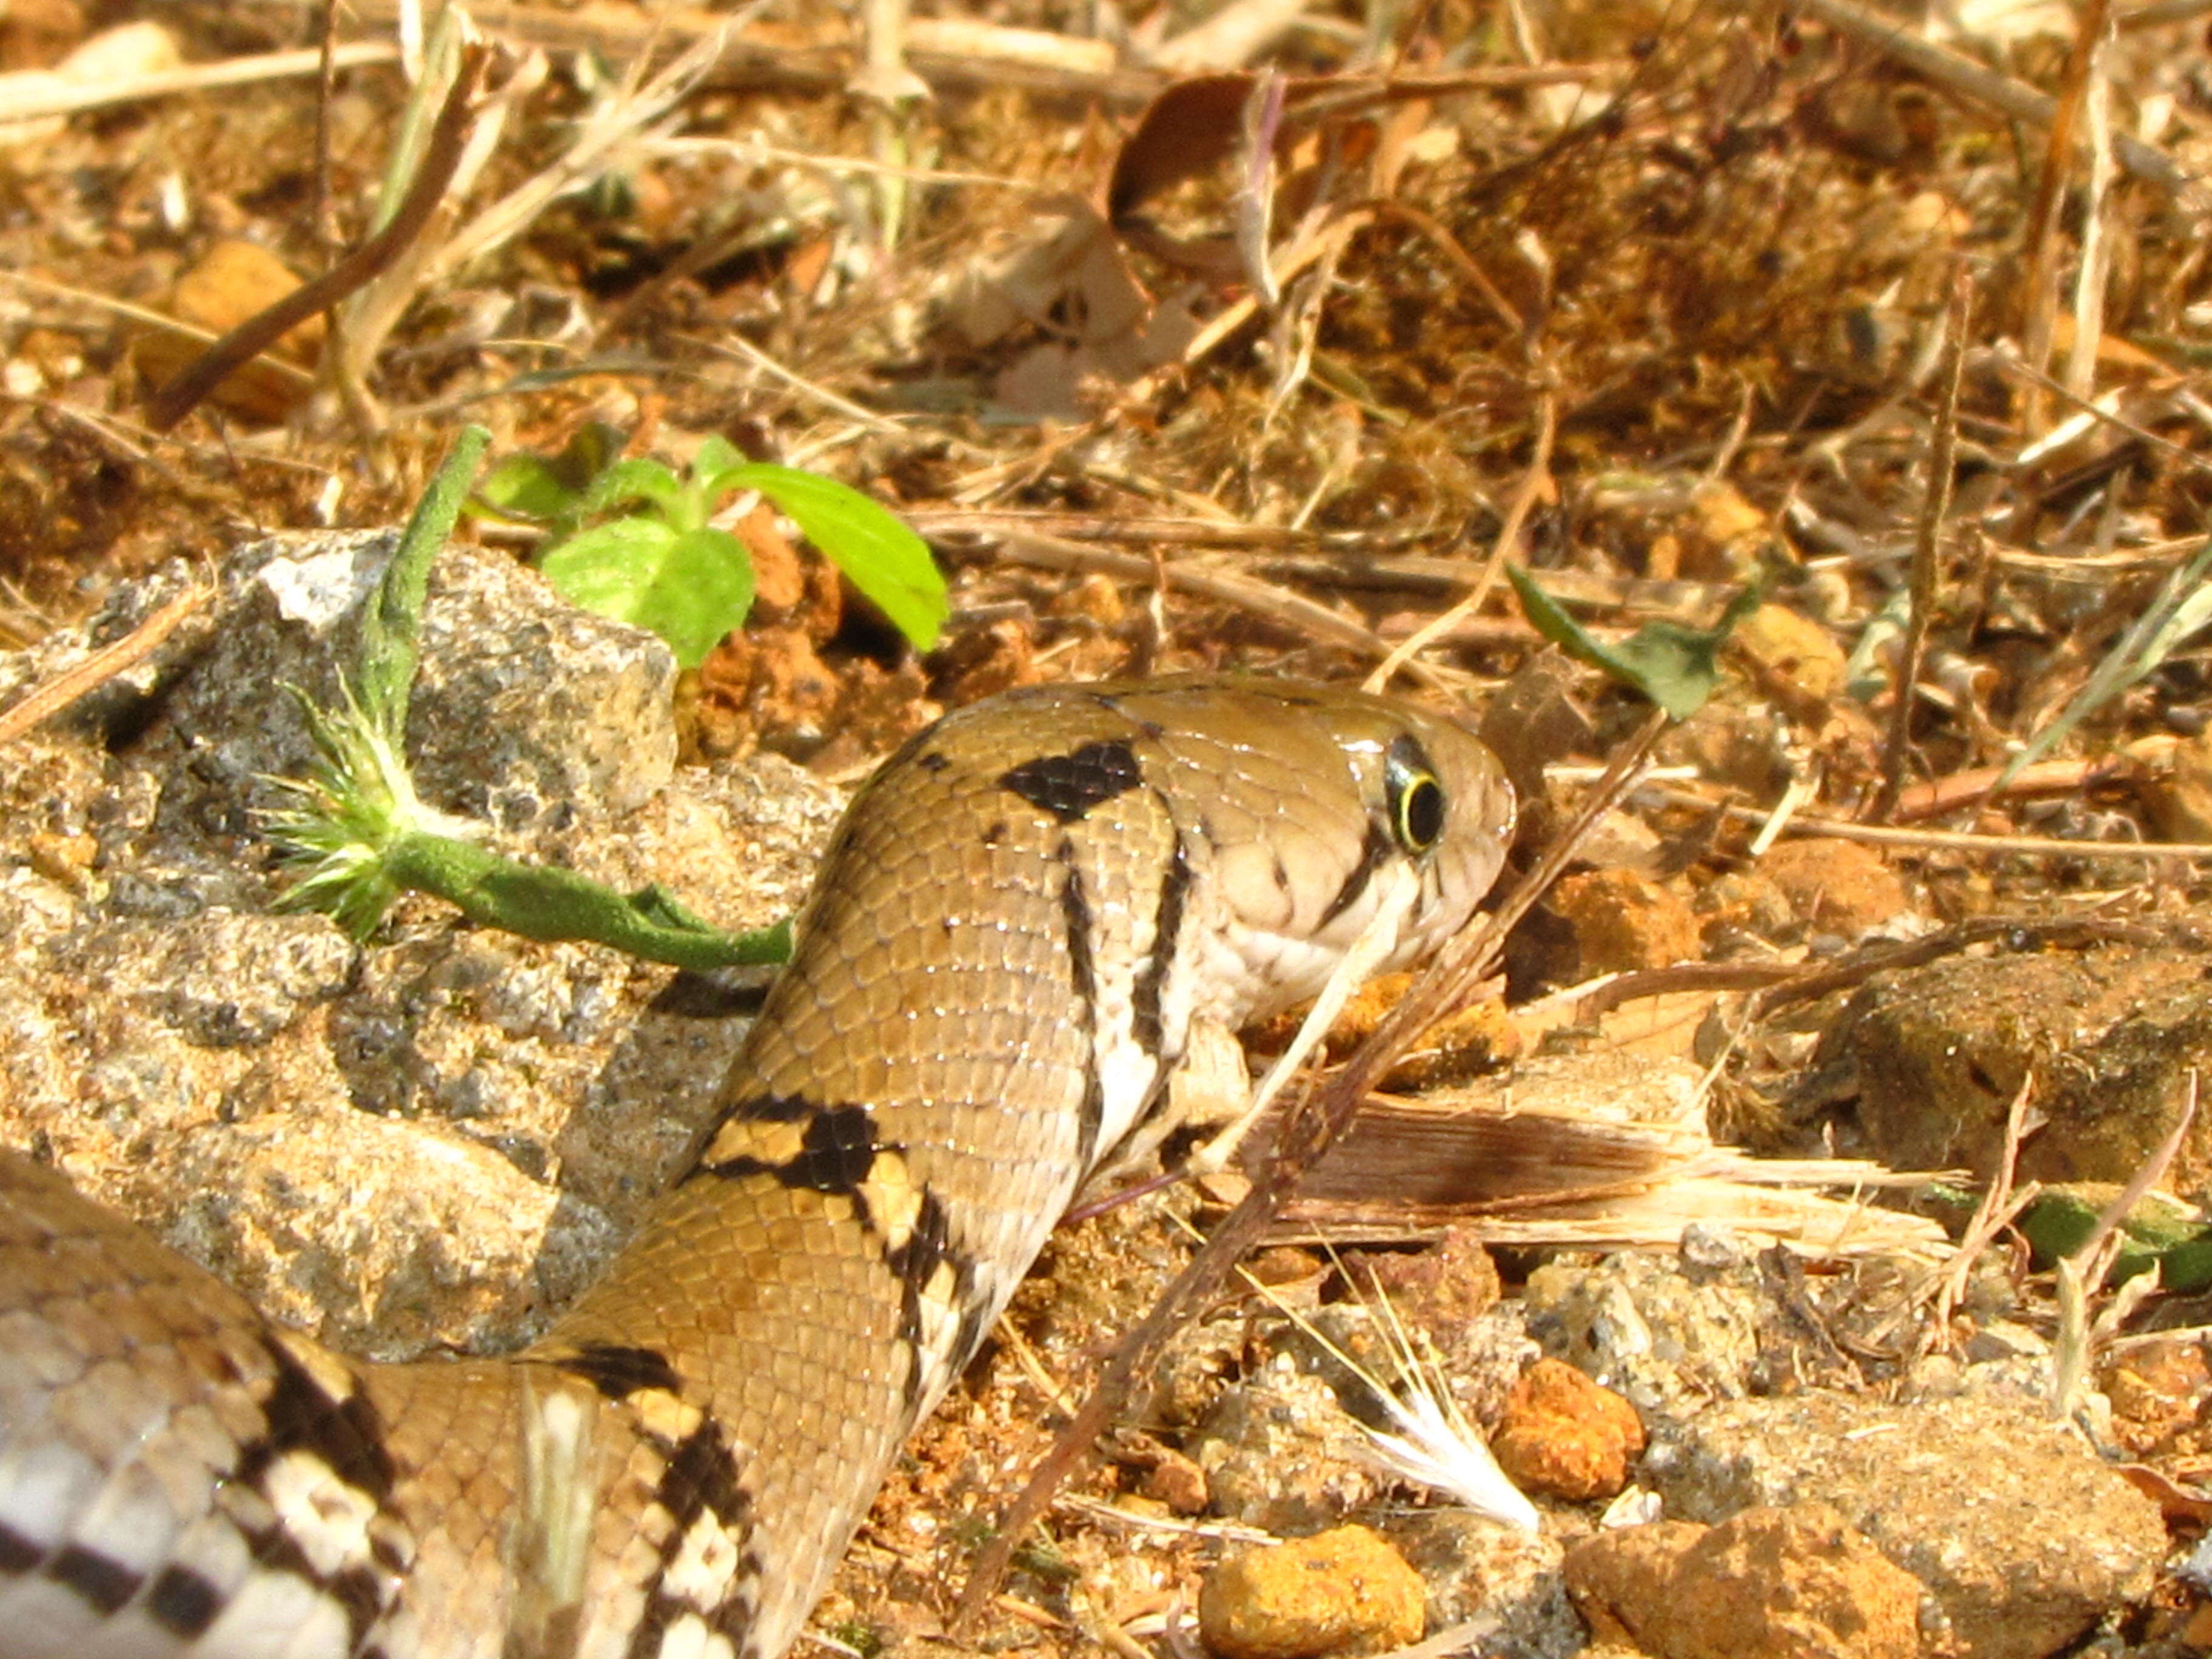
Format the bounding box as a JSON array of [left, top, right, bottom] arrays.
[[1870, 269, 1970, 823], [953, 705, 1669, 1629], [143, 44, 493, 433], [1894, 755, 2134, 822], [1653, 786, 2212, 863], [0, 578, 211, 746]]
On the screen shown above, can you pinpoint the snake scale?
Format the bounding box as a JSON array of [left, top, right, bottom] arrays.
[[0, 676, 1514, 1659]]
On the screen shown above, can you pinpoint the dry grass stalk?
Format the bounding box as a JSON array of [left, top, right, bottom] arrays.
[[1869, 267, 1971, 823], [0, 39, 398, 123], [2050, 1070, 2199, 1421]]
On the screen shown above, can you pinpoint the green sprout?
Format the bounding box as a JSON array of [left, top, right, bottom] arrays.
[[478, 429, 948, 668]]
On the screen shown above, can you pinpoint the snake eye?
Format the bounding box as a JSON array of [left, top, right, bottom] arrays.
[[1386, 738, 1446, 853]]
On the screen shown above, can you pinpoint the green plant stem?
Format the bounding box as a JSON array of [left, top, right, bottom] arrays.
[[383, 831, 791, 970], [360, 424, 490, 729]]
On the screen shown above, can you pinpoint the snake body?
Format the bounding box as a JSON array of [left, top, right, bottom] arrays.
[[0, 677, 1513, 1659]]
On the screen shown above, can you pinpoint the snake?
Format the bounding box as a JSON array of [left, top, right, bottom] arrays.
[[0, 675, 1514, 1659]]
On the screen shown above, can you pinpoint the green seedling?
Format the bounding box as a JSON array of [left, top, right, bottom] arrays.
[[479, 431, 947, 668]]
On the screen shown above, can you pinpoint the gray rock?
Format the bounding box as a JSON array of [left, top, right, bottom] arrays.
[[0, 535, 843, 1357]]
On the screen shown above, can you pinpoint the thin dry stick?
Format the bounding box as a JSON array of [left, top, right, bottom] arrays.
[[0, 578, 210, 746], [1870, 269, 1970, 823], [1663, 789, 2212, 862], [144, 44, 493, 432], [1365, 386, 1555, 694], [2016, 0, 2114, 432], [954, 706, 1670, 1627], [0, 39, 398, 122]]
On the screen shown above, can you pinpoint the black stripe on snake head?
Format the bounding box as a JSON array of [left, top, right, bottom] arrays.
[[1132, 829, 1193, 1061], [998, 739, 1144, 823], [1318, 814, 1396, 928]]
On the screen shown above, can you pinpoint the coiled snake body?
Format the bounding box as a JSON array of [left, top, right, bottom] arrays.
[[0, 677, 1513, 1659]]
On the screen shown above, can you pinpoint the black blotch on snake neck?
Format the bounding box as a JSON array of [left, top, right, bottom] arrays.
[[555, 1341, 685, 1401], [999, 740, 1143, 824]]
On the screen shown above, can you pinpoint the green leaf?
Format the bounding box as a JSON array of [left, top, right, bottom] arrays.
[[1507, 563, 1760, 720], [728, 463, 947, 651], [692, 432, 745, 481], [475, 453, 581, 523], [577, 456, 688, 520], [474, 423, 629, 524], [541, 519, 755, 668]]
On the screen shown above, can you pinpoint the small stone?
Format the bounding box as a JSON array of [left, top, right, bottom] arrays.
[[1136, 1446, 1209, 1515], [1565, 1504, 1923, 1659], [1550, 868, 1702, 975], [1493, 1358, 1645, 1501], [1354, 1226, 1501, 1336], [1198, 1525, 1426, 1659], [137, 238, 322, 420], [1561, 1518, 1706, 1646], [1194, 1366, 1386, 1535], [1962, 1319, 2048, 1365], [1755, 838, 1909, 934], [2102, 1334, 2212, 1458], [1732, 603, 1848, 707]]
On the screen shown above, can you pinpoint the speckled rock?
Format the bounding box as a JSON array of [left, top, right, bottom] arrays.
[[1386, 1511, 1578, 1655], [0, 535, 845, 1358], [1523, 1250, 1764, 1412], [1199, 1524, 1426, 1659], [1807, 943, 2212, 1190], [149, 531, 679, 833], [1493, 1358, 1645, 1502], [1564, 1503, 1923, 1659], [1195, 1361, 1388, 1535], [1642, 1390, 2165, 1659]]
